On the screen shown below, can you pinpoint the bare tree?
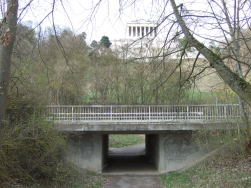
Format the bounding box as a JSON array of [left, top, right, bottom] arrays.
[[166, 0, 251, 134], [169, 0, 251, 104]]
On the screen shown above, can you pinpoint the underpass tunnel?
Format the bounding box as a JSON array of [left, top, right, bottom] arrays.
[[65, 131, 208, 173], [102, 134, 159, 174]]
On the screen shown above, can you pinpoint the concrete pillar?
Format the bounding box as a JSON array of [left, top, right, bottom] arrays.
[[158, 131, 208, 172], [65, 133, 108, 173], [102, 134, 109, 169]]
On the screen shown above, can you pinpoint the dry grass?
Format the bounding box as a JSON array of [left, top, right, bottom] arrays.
[[0, 163, 108, 188], [162, 150, 251, 188], [161, 129, 251, 188]]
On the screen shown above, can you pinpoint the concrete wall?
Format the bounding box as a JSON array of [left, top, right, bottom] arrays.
[[145, 134, 159, 170], [146, 131, 208, 172], [65, 133, 105, 172], [158, 131, 208, 172], [102, 134, 109, 170]]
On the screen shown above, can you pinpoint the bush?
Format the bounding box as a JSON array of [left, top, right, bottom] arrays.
[[0, 96, 66, 185]]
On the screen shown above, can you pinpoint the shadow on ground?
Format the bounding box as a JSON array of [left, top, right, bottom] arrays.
[[102, 144, 158, 174]]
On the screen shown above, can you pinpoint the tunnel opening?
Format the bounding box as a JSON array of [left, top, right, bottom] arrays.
[[102, 134, 158, 174]]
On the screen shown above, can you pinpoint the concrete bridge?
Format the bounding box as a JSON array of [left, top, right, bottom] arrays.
[[47, 104, 243, 173]]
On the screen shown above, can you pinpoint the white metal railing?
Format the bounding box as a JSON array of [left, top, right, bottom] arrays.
[[45, 104, 242, 124]]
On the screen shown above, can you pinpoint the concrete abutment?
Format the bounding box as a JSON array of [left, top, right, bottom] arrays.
[[65, 133, 108, 173], [146, 131, 208, 172], [158, 131, 208, 172]]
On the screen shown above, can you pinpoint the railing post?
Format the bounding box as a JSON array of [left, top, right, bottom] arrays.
[[72, 106, 74, 121], [110, 106, 112, 120], [216, 104, 218, 119], [149, 106, 151, 120], [187, 106, 189, 119]]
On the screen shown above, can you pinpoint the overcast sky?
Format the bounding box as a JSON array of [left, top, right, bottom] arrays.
[[0, 0, 204, 42], [17, 0, 165, 43], [2, 0, 248, 45]]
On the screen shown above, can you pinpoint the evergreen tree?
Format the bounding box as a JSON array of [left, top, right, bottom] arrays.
[[99, 36, 112, 48]]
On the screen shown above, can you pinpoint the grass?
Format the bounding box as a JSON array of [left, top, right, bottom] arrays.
[[109, 134, 145, 148], [161, 129, 251, 188], [161, 148, 251, 188], [188, 91, 239, 104], [161, 164, 251, 188], [161, 172, 194, 188], [161, 165, 218, 188]]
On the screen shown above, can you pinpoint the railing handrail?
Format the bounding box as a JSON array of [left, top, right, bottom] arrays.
[[45, 104, 243, 124], [47, 104, 240, 108]]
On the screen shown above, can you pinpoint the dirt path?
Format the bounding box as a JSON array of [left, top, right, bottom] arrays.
[[102, 175, 165, 188]]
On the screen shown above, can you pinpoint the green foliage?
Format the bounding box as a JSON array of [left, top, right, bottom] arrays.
[[187, 91, 239, 104], [109, 134, 145, 148]]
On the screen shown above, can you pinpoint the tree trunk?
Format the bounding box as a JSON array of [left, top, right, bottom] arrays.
[[0, 0, 18, 151], [170, 0, 251, 106]]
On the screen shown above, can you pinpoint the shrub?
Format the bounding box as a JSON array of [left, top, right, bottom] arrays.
[[0, 96, 66, 185]]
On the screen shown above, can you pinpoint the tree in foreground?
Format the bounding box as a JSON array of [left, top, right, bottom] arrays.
[[168, 0, 251, 128], [111, 0, 251, 106], [0, 0, 18, 153]]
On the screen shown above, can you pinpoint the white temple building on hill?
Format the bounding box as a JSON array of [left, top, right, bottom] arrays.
[[112, 19, 164, 59], [126, 20, 158, 39], [111, 20, 222, 92]]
